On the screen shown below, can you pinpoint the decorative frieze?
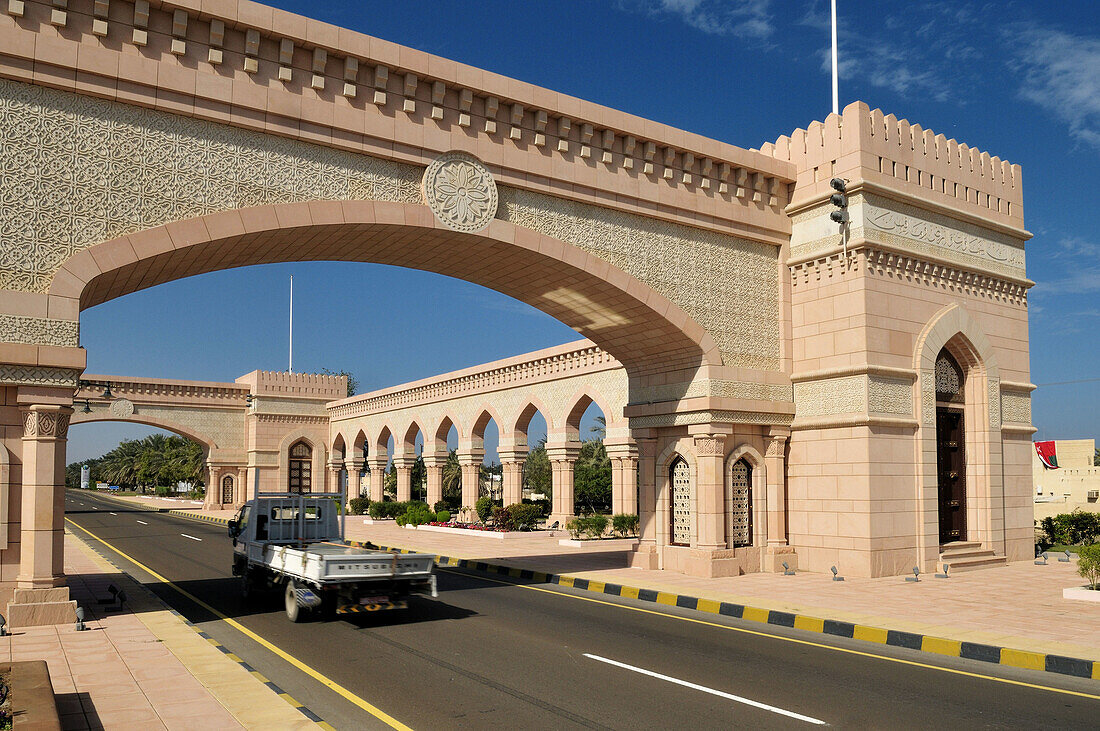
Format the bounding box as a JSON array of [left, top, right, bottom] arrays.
[[0, 315, 79, 347], [794, 372, 914, 421], [0, 365, 79, 388], [631, 379, 793, 405], [629, 410, 793, 429]]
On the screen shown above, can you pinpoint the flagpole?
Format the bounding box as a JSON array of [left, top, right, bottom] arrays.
[[831, 0, 839, 115], [288, 275, 294, 373]]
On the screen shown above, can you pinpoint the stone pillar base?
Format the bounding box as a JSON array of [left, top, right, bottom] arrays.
[[628, 542, 659, 569], [763, 545, 798, 573], [547, 513, 573, 530], [7, 587, 77, 628]]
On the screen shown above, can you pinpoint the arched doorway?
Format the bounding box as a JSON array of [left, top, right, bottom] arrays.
[[727, 458, 753, 548], [669, 457, 691, 547], [288, 441, 314, 494], [935, 349, 966, 544], [221, 474, 235, 505]]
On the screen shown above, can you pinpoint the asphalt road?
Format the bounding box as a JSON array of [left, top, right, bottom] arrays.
[[64, 490, 1099, 729]]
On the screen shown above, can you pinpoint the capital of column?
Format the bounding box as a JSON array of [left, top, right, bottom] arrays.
[[545, 441, 582, 463], [392, 455, 417, 470], [365, 456, 389, 472], [604, 438, 639, 460], [21, 404, 73, 440], [497, 446, 527, 464], [344, 458, 365, 473], [422, 453, 448, 468], [692, 433, 726, 456], [456, 449, 484, 466]]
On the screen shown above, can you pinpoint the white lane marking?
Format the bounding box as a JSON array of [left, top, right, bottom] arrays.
[[583, 653, 827, 725], [110, 512, 118, 516], [92, 507, 98, 510], [180, 533, 202, 542], [136, 520, 148, 525]]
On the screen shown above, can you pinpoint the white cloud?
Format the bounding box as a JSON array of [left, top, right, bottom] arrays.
[[622, 0, 774, 38], [1013, 28, 1100, 151]]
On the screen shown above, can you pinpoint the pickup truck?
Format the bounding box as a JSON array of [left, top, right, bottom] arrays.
[[227, 493, 437, 622]]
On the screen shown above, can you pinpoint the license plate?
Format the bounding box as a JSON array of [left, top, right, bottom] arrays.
[[361, 595, 388, 604]]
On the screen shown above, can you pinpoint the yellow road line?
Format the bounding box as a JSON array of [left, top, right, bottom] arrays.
[[66, 518, 413, 731], [440, 567, 1100, 702]]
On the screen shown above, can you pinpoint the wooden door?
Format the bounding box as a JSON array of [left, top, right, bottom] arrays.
[[936, 408, 966, 543]]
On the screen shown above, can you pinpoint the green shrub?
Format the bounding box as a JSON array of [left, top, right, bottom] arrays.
[[566, 518, 584, 540], [154, 486, 172, 497], [475, 496, 494, 523], [368, 501, 386, 519], [349, 497, 371, 515], [522, 498, 551, 517], [1038, 511, 1100, 547], [612, 513, 639, 537], [433, 500, 449, 514], [436, 510, 451, 523], [1078, 544, 1100, 590], [403, 502, 435, 527], [508, 504, 543, 531], [584, 514, 609, 539]]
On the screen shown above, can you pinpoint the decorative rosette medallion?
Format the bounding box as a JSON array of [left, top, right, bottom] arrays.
[[421, 152, 498, 232], [110, 398, 135, 418]]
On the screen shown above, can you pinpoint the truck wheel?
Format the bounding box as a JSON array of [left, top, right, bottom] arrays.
[[241, 571, 257, 602], [285, 580, 307, 623]]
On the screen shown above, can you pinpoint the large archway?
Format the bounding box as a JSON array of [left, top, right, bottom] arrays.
[[50, 201, 720, 379]]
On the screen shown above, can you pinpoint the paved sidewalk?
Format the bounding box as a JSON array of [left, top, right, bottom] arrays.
[[111, 495, 1100, 666], [8, 531, 320, 730]]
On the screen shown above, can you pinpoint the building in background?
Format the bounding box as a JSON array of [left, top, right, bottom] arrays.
[[1034, 439, 1100, 518]]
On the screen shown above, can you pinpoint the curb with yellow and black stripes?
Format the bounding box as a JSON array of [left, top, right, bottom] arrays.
[[158, 507, 1099, 682]]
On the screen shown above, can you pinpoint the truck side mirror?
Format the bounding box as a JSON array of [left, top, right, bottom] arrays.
[[227, 520, 239, 538]]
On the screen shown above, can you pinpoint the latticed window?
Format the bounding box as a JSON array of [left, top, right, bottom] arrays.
[[935, 350, 964, 403], [669, 457, 692, 547], [221, 475, 234, 504], [289, 441, 312, 493], [728, 459, 752, 547]]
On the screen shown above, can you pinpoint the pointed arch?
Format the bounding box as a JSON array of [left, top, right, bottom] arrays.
[[562, 388, 615, 442], [506, 399, 552, 445], [725, 444, 766, 549], [400, 420, 424, 457], [469, 407, 504, 450], [352, 428, 369, 460], [375, 424, 395, 457], [431, 413, 461, 454]]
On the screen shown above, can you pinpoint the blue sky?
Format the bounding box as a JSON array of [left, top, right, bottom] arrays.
[[69, 0, 1100, 461]]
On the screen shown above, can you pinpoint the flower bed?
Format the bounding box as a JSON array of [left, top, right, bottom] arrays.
[[414, 523, 537, 540]]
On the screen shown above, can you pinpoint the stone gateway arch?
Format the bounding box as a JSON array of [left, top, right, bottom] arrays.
[[0, 0, 1033, 624]]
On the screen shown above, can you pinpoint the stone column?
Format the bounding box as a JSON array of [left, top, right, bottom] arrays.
[[606, 439, 639, 515], [9, 403, 77, 625], [765, 429, 790, 546], [456, 450, 484, 513], [692, 433, 727, 550], [18, 405, 73, 589], [327, 461, 343, 495], [344, 459, 364, 499], [393, 455, 415, 502], [546, 442, 580, 526], [236, 467, 247, 505], [629, 437, 659, 569], [498, 445, 525, 506], [422, 453, 446, 508], [764, 427, 795, 572], [367, 456, 387, 503], [204, 464, 220, 509]]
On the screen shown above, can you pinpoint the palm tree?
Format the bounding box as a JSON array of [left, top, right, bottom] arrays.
[[589, 415, 606, 440]]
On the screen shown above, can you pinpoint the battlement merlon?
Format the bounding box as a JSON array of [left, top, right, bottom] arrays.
[[760, 101, 1028, 239], [235, 370, 348, 399]]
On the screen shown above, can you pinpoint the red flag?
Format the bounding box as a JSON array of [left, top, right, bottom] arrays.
[[1034, 441, 1059, 469]]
